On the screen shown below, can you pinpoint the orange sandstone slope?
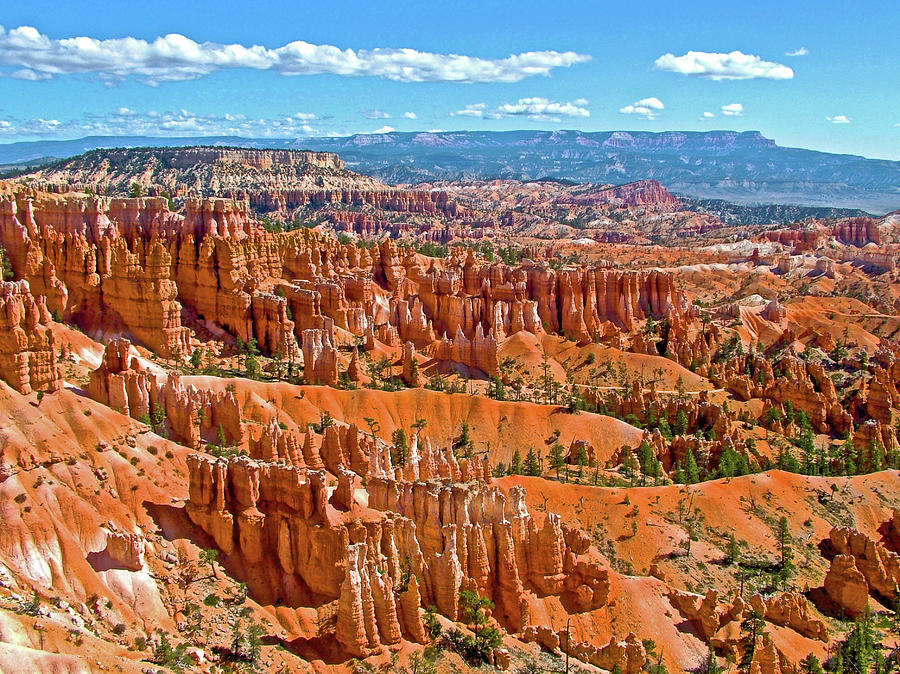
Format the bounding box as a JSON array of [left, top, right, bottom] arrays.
[[0, 306, 892, 672], [186, 377, 644, 467], [1, 150, 900, 672], [502, 470, 900, 670], [0, 381, 187, 672]]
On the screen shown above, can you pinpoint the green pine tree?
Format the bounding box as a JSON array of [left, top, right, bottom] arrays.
[[726, 534, 740, 566], [777, 516, 795, 590], [510, 449, 522, 475], [673, 409, 689, 436], [684, 448, 700, 484], [548, 441, 566, 480], [574, 444, 588, 478], [391, 428, 409, 467], [837, 609, 877, 673], [738, 609, 765, 672], [799, 653, 824, 674], [523, 448, 541, 476]]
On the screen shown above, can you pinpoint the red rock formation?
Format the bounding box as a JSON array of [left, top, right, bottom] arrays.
[[88, 339, 245, 448], [251, 292, 300, 360], [87, 338, 153, 417], [709, 352, 853, 436], [347, 348, 361, 382], [302, 321, 338, 386], [434, 325, 500, 376], [670, 588, 828, 648], [248, 418, 308, 468], [0, 280, 61, 394], [186, 446, 610, 661], [746, 634, 793, 674], [185, 452, 434, 656], [668, 589, 730, 641], [0, 189, 202, 357], [829, 527, 900, 603], [522, 626, 646, 673], [556, 180, 680, 210], [761, 299, 786, 323], [754, 593, 828, 642], [824, 554, 869, 617], [763, 226, 827, 252], [0, 180, 708, 388], [102, 531, 145, 572], [889, 510, 900, 553], [834, 217, 880, 246], [401, 341, 422, 387]]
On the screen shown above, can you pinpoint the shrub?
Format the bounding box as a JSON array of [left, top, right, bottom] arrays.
[[151, 631, 191, 670]]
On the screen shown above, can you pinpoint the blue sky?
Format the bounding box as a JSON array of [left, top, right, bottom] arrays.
[[0, 0, 897, 159]]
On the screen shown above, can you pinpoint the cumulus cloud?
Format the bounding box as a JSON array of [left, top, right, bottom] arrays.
[[363, 109, 390, 119], [495, 97, 590, 121], [452, 97, 590, 122], [452, 103, 489, 118], [370, 125, 395, 134], [0, 108, 321, 139], [654, 50, 793, 80], [720, 103, 744, 116], [785, 47, 809, 56], [402, 111, 417, 119], [618, 97, 664, 120], [702, 111, 715, 118], [0, 24, 590, 84], [826, 115, 851, 124]]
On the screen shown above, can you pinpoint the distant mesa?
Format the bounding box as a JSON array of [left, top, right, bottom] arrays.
[[1, 129, 897, 212]]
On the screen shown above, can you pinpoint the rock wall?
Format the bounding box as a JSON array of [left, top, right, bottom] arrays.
[[0, 181, 700, 381], [0, 280, 61, 394], [88, 339, 245, 448], [185, 442, 619, 663], [522, 626, 646, 673], [828, 526, 900, 607], [834, 217, 880, 247], [556, 179, 680, 210]]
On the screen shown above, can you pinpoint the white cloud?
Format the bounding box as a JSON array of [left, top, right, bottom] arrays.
[[785, 47, 809, 56], [0, 24, 590, 85], [826, 115, 851, 124], [7, 68, 51, 80], [495, 97, 590, 121], [363, 109, 390, 119], [654, 50, 793, 80], [452, 103, 488, 117], [618, 97, 664, 120], [702, 111, 715, 118], [452, 97, 590, 122], [370, 125, 395, 134], [720, 103, 744, 116], [0, 108, 321, 139], [402, 111, 417, 119]]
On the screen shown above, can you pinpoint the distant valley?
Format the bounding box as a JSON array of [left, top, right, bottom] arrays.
[[2, 129, 898, 213]]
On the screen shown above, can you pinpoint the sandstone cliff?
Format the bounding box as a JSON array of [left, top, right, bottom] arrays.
[[184, 446, 631, 667], [0, 279, 61, 394]]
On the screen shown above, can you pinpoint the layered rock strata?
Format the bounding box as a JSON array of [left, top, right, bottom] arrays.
[[0, 182, 698, 379], [88, 339, 245, 448], [0, 279, 61, 394], [185, 448, 621, 663]]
